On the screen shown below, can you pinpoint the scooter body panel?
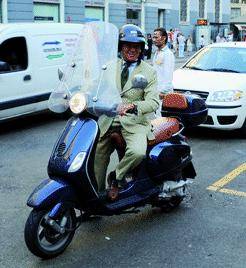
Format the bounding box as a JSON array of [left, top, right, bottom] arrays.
[[27, 178, 79, 210], [147, 136, 193, 183], [48, 116, 99, 200]]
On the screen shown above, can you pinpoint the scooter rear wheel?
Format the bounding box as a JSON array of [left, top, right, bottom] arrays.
[[24, 208, 76, 259], [157, 196, 183, 213]]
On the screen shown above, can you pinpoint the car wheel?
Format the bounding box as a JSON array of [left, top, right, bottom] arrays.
[[240, 118, 246, 138]]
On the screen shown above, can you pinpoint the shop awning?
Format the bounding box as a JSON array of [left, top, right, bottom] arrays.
[[235, 24, 246, 31]]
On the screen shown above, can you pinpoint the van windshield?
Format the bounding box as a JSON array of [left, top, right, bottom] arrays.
[[0, 37, 28, 73]]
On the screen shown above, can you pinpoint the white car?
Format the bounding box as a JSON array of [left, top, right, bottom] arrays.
[[173, 42, 246, 134]]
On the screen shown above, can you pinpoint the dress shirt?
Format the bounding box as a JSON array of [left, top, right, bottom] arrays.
[[152, 45, 175, 94], [122, 61, 138, 77]]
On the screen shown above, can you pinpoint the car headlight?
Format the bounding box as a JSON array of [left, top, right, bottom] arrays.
[[68, 152, 86, 173], [69, 92, 87, 114], [209, 90, 244, 102]]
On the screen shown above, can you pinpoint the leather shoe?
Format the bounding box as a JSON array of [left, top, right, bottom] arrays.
[[108, 179, 119, 201], [107, 178, 129, 201], [107, 171, 116, 188]]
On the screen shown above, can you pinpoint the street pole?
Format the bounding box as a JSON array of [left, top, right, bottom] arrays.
[[60, 0, 65, 23], [2, 0, 8, 23], [105, 0, 109, 22], [141, 0, 145, 32]]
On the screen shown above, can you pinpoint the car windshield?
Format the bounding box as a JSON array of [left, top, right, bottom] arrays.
[[184, 47, 246, 73]]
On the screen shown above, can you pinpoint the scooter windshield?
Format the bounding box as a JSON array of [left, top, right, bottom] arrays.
[[48, 22, 121, 117]]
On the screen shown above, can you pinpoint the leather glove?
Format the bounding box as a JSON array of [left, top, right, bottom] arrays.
[[159, 93, 166, 100], [117, 103, 135, 116]]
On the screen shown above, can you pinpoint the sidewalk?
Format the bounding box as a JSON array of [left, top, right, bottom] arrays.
[[175, 51, 196, 62], [146, 51, 196, 66]]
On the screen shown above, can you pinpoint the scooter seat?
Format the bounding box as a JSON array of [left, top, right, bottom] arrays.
[[162, 92, 188, 110], [148, 117, 180, 146], [110, 117, 180, 154]]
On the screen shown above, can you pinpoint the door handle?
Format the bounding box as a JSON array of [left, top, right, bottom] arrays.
[[23, 74, 31, 81]]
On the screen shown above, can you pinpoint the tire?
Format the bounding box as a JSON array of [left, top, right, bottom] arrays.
[[240, 118, 246, 138], [157, 196, 183, 213], [24, 209, 76, 259]]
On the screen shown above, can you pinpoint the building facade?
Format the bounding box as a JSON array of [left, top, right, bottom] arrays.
[[230, 0, 246, 40], [231, 0, 246, 19], [0, 0, 230, 41]]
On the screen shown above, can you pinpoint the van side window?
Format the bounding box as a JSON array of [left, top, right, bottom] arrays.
[[0, 37, 28, 73]]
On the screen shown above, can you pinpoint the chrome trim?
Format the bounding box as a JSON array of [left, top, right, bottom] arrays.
[[172, 122, 185, 137]]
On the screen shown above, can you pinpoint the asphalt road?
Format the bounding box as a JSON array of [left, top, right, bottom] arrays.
[[0, 112, 245, 268]]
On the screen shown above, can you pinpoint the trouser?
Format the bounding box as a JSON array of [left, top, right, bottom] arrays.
[[179, 44, 184, 57], [94, 120, 147, 192]]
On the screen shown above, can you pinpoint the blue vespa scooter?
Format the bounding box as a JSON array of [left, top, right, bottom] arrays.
[[24, 22, 207, 259]]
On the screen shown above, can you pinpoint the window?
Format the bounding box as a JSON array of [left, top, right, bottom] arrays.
[[180, 0, 189, 23], [231, 8, 241, 19], [85, 7, 104, 22], [242, 0, 246, 4], [215, 0, 221, 23], [126, 9, 141, 26], [199, 0, 206, 18], [185, 47, 246, 74], [0, 37, 28, 73], [34, 3, 60, 22], [231, 0, 239, 3]]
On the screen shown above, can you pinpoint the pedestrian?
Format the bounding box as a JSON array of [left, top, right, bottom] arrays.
[[94, 24, 159, 200], [186, 35, 193, 55], [152, 27, 175, 117], [200, 35, 205, 49], [220, 36, 226, 43], [226, 32, 233, 42], [173, 29, 179, 55], [178, 32, 185, 58], [216, 33, 221, 43], [146, 33, 153, 60], [167, 29, 173, 49]]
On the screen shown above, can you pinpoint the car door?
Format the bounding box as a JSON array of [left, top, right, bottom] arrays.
[[0, 34, 36, 120]]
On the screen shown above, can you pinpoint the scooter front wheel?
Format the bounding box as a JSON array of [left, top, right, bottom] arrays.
[[24, 208, 76, 259]]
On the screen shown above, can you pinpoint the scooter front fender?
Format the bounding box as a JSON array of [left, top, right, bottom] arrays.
[[27, 178, 78, 210]]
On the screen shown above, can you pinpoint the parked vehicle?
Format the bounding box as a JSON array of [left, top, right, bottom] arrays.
[[173, 42, 246, 134], [0, 23, 84, 121], [24, 22, 207, 259]]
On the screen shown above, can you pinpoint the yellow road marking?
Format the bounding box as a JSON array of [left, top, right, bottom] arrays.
[[218, 188, 246, 197], [207, 163, 246, 197]]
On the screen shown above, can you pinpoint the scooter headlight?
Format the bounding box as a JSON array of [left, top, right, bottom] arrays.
[[68, 152, 87, 173], [69, 92, 87, 114]]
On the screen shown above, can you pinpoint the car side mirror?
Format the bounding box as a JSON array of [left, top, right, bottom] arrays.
[[0, 61, 11, 73], [132, 74, 148, 89], [58, 68, 64, 81]]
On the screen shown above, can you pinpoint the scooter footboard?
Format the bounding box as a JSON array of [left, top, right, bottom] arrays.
[[27, 178, 79, 210]]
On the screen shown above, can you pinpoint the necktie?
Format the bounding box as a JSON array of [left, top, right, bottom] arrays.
[[121, 62, 130, 89]]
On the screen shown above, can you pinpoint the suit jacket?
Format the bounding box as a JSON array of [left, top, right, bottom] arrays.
[[98, 59, 159, 140]]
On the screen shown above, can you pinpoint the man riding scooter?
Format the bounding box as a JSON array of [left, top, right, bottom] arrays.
[[94, 24, 159, 200]]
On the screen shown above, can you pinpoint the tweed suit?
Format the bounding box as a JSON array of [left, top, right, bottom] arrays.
[[94, 59, 159, 191]]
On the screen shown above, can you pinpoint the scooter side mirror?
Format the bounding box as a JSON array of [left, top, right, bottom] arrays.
[[132, 74, 148, 89]]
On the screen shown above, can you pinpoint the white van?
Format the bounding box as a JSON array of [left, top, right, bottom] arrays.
[[0, 23, 84, 121]]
